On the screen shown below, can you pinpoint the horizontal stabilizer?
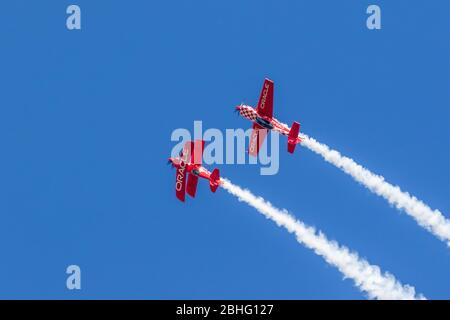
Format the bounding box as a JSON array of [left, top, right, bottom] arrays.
[[287, 121, 300, 154], [210, 169, 220, 193], [288, 141, 296, 154]]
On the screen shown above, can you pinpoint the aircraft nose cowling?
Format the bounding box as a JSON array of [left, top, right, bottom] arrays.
[[238, 105, 257, 121]]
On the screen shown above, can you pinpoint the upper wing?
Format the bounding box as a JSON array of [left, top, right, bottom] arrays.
[[186, 173, 199, 198], [175, 141, 192, 202], [256, 78, 274, 119], [186, 139, 203, 197], [191, 140, 205, 165], [249, 123, 268, 157]]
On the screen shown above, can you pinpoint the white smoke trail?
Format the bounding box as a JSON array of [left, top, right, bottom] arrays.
[[221, 178, 424, 300], [299, 133, 450, 246]]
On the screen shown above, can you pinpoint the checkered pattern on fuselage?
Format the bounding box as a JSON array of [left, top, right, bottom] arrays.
[[239, 106, 257, 121]]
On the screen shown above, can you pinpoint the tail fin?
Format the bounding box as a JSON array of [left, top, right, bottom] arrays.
[[209, 169, 220, 193], [287, 121, 300, 154]]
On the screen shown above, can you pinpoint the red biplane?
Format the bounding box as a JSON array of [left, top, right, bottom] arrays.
[[235, 78, 302, 156], [168, 140, 221, 202]]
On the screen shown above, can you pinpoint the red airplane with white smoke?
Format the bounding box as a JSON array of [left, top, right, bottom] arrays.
[[235, 78, 302, 155], [168, 79, 300, 202], [168, 140, 221, 202]]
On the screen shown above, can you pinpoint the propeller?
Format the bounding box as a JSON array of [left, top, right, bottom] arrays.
[[234, 102, 244, 115], [167, 159, 175, 168]]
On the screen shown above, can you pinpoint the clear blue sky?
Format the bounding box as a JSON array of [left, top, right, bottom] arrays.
[[0, 1, 449, 299]]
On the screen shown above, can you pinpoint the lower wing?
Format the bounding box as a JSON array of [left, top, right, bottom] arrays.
[[186, 173, 199, 198], [249, 123, 268, 157], [175, 166, 187, 202]]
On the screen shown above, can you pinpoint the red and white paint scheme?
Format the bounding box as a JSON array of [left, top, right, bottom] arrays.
[[168, 140, 221, 202], [235, 78, 302, 156]]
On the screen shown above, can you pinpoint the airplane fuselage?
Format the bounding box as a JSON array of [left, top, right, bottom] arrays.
[[169, 157, 213, 181], [169, 139, 221, 202], [237, 104, 301, 143]]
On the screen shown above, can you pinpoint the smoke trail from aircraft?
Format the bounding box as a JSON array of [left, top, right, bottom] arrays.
[[221, 179, 424, 300], [299, 133, 450, 246]]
